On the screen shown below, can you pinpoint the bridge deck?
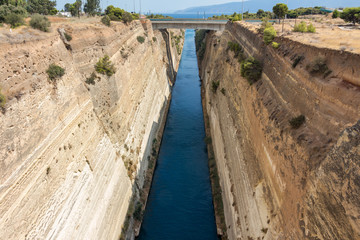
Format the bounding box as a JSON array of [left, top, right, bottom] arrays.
[[150, 19, 228, 30]]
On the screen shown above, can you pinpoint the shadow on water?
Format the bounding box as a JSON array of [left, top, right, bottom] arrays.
[[137, 29, 218, 240]]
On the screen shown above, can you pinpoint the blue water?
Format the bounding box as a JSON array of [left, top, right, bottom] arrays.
[[137, 30, 218, 240], [165, 13, 224, 19]]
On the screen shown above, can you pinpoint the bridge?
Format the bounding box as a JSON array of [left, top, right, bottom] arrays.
[[150, 19, 228, 31]]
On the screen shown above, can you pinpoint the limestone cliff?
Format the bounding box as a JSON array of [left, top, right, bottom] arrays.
[[0, 19, 183, 239], [198, 22, 360, 240]]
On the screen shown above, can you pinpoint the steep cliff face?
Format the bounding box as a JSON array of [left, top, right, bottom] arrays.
[[0, 19, 183, 239], [199, 22, 360, 240]]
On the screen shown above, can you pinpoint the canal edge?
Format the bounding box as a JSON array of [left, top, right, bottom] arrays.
[[201, 73, 228, 239]]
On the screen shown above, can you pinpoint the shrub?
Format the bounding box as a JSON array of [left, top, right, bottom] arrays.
[[46, 64, 65, 81], [307, 23, 316, 33], [0, 90, 6, 108], [30, 14, 51, 32], [101, 15, 111, 26], [122, 11, 133, 24], [272, 42, 280, 49], [0, 5, 27, 23], [241, 57, 263, 85], [137, 36, 145, 44], [289, 115, 305, 129], [133, 202, 143, 221], [263, 26, 277, 45], [152, 37, 157, 42], [5, 13, 25, 28], [108, 13, 120, 21], [85, 72, 96, 85], [95, 55, 115, 76], [64, 32, 72, 41], [212, 80, 220, 93], [340, 7, 360, 25], [227, 41, 243, 59], [292, 55, 304, 68], [307, 56, 331, 77], [258, 18, 272, 33], [221, 88, 226, 95], [293, 21, 307, 32], [332, 9, 339, 18]]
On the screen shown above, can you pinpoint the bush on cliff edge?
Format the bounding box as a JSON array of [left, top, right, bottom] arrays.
[[30, 14, 51, 32]]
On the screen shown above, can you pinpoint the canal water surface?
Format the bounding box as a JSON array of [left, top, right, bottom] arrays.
[[138, 29, 218, 240]]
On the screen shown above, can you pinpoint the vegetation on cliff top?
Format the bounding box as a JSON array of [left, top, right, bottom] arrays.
[[340, 7, 360, 25], [273, 3, 288, 32], [293, 21, 316, 33], [146, 13, 173, 19], [104, 5, 138, 24], [30, 14, 51, 32], [101, 15, 110, 26]]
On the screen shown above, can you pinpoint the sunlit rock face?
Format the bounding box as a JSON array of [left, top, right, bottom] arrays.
[[0, 20, 183, 240], [198, 22, 360, 240]]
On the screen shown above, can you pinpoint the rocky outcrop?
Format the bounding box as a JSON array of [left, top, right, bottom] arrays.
[[198, 22, 360, 240], [0, 20, 183, 239]]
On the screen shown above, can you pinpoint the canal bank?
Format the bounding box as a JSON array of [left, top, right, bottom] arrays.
[[138, 29, 218, 240]]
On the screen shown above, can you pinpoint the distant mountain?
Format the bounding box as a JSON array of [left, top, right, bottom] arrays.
[[174, 0, 360, 14]]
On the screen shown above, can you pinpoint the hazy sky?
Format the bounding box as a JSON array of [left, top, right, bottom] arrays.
[[56, 0, 359, 14]]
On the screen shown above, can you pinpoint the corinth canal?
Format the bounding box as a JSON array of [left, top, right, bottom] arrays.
[[138, 29, 218, 240]]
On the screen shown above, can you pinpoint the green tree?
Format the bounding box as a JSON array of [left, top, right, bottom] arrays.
[[84, 0, 100, 16], [340, 7, 360, 25], [0, 5, 26, 22], [256, 9, 265, 19], [263, 25, 277, 44], [69, 0, 82, 18], [7, 0, 27, 7], [105, 5, 124, 20], [26, 0, 56, 15], [64, 3, 72, 12], [273, 3, 288, 32], [4, 13, 24, 27], [122, 11, 132, 24], [332, 9, 339, 18]]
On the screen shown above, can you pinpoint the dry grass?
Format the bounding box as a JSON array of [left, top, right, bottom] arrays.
[[249, 15, 360, 54]]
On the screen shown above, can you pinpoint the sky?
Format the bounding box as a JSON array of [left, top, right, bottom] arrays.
[[56, 0, 359, 14]]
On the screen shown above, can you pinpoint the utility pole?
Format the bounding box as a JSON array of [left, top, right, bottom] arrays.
[[242, 0, 244, 21], [139, 0, 141, 15]]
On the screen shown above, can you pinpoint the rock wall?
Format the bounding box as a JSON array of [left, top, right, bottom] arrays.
[[0, 20, 183, 239], [199, 22, 360, 240]]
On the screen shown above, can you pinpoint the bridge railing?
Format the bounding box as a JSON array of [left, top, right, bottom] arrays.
[[149, 18, 228, 23]]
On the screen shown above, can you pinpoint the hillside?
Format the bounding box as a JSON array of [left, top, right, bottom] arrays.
[[175, 0, 360, 14]]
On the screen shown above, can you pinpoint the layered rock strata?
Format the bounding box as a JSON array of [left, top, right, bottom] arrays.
[[0, 20, 183, 239], [199, 22, 360, 240]]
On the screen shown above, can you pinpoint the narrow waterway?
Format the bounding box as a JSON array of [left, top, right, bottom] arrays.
[[138, 30, 218, 240]]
